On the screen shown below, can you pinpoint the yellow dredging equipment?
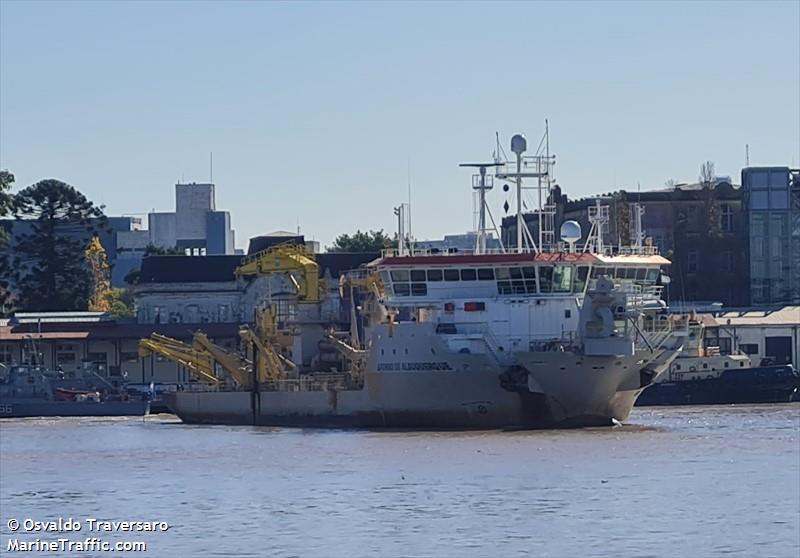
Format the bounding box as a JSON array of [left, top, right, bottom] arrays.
[[138, 242, 318, 388], [234, 241, 321, 302]]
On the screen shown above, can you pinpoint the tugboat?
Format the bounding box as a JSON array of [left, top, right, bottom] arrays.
[[153, 129, 690, 428], [636, 315, 799, 406]]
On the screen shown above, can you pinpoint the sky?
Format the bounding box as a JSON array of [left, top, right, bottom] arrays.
[[1, 1, 798, 250]]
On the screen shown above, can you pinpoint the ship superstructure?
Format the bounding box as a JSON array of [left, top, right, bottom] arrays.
[[159, 130, 689, 428]]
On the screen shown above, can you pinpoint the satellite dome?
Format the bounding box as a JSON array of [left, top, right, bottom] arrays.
[[510, 134, 527, 155], [560, 220, 582, 244]]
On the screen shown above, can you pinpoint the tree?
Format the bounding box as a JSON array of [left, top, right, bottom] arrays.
[[85, 236, 111, 312], [107, 288, 135, 319], [699, 161, 715, 186], [11, 179, 107, 311], [0, 170, 15, 315], [0, 170, 14, 245], [327, 229, 394, 252]]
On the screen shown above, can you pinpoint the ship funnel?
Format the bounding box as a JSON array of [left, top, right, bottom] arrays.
[[510, 134, 527, 155]]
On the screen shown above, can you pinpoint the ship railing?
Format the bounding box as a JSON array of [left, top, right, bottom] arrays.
[[380, 243, 660, 259]]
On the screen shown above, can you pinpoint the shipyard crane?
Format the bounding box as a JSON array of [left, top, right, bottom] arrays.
[[239, 305, 297, 383], [234, 242, 322, 302], [138, 333, 222, 387]]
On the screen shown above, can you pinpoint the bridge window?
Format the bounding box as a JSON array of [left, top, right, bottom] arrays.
[[393, 283, 410, 296], [411, 283, 427, 296], [624, 267, 636, 280], [495, 268, 510, 280], [410, 270, 426, 282], [645, 268, 659, 283], [538, 266, 553, 293], [522, 266, 536, 279], [497, 281, 512, 295], [390, 270, 409, 282], [427, 269, 443, 282], [477, 268, 494, 280], [444, 269, 460, 281], [460, 268, 477, 281], [636, 268, 647, 280], [509, 267, 523, 280], [615, 267, 626, 279], [553, 265, 573, 292], [574, 266, 589, 292], [512, 280, 526, 294]]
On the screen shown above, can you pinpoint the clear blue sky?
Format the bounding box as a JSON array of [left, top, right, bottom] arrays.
[[2, 1, 798, 249]]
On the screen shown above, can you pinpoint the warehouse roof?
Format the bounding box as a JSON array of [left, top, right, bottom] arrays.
[[712, 306, 800, 326]]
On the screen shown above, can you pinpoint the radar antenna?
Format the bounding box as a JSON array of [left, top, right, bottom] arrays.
[[459, 162, 503, 254]]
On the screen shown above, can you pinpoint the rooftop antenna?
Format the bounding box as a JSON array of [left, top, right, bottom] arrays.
[[745, 144, 750, 167], [460, 161, 502, 254], [407, 159, 412, 245]]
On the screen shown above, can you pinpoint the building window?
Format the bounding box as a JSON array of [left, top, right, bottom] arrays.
[[56, 344, 78, 366], [739, 343, 758, 355], [687, 251, 698, 274], [121, 352, 139, 363], [720, 204, 733, 232], [0, 344, 12, 365]]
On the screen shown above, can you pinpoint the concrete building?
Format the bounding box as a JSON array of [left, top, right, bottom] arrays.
[[705, 306, 800, 367], [148, 182, 236, 256], [0, 312, 239, 386], [741, 167, 800, 306]]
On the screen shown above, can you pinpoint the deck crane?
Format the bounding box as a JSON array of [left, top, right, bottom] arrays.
[[234, 241, 322, 302], [138, 333, 223, 387]]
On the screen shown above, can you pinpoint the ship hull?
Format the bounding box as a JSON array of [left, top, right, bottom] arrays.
[[165, 321, 675, 429], [166, 362, 655, 429], [0, 398, 149, 418], [636, 365, 800, 406]]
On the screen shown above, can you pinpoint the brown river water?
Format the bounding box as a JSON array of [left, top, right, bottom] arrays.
[[1, 404, 798, 558]]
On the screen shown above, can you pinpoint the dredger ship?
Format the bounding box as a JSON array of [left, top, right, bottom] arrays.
[[143, 132, 688, 428]]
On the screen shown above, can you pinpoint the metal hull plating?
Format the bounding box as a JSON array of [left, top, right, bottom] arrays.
[[0, 398, 148, 418], [166, 327, 674, 428]]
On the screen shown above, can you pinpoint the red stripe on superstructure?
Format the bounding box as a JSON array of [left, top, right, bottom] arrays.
[[378, 252, 600, 266]]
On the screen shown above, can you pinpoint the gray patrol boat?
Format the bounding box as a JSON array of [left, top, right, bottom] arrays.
[[0, 363, 148, 418]]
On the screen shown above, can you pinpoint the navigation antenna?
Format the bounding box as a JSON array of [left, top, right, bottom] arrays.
[[583, 199, 610, 254], [460, 162, 503, 254], [495, 131, 555, 254]]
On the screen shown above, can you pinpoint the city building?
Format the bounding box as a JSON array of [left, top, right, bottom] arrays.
[[1, 215, 146, 290], [501, 179, 749, 307], [741, 167, 800, 306], [148, 182, 236, 256]]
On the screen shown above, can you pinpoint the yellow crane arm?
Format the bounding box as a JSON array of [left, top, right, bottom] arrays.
[[138, 335, 220, 386], [191, 332, 253, 388], [238, 326, 296, 383], [234, 242, 320, 302]]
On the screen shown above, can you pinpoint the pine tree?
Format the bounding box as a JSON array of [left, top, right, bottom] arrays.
[[11, 179, 107, 311]]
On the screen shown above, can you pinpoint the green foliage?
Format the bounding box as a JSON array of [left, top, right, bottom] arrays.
[[11, 179, 107, 311], [328, 229, 394, 252], [107, 288, 135, 319], [0, 171, 14, 315], [0, 170, 14, 245]]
